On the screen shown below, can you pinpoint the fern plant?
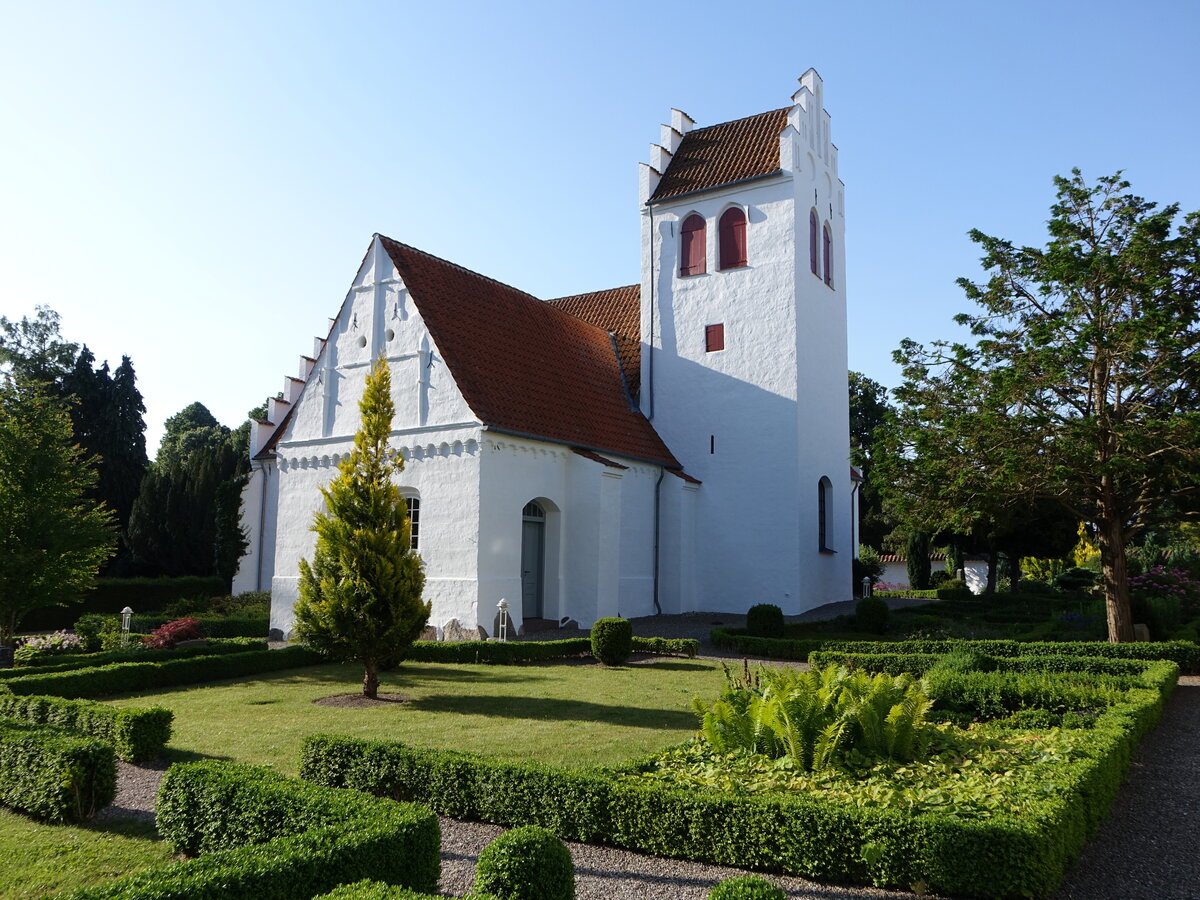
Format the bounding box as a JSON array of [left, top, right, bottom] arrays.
[[691, 663, 932, 771]]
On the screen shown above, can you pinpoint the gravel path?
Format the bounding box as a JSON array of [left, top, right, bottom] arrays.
[[92, 612, 1200, 899]]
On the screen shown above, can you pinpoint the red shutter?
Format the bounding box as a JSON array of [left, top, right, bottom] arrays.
[[823, 223, 833, 287], [705, 323, 725, 352], [680, 214, 706, 276], [809, 210, 819, 275], [718, 207, 747, 269]]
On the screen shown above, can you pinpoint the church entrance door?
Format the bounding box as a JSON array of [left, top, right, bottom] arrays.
[[521, 501, 546, 618]]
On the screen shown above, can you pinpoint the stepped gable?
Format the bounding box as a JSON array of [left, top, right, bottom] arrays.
[[545, 284, 641, 398], [379, 237, 679, 468], [650, 107, 789, 201]]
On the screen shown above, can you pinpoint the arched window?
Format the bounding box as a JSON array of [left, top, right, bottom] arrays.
[[818, 476, 833, 552], [809, 209, 820, 276], [822, 222, 833, 288], [718, 207, 747, 270], [680, 214, 706, 276], [404, 496, 420, 550]]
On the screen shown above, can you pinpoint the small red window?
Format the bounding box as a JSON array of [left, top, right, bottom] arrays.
[[680, 214, 706, 276], [705, 323, 725, 352], [718, 207, 747, 269], [809, 209, 820, 276]]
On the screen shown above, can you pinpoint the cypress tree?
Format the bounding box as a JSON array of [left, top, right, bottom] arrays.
[[906, 531, 931, 590], [293, 356, 428, 698]]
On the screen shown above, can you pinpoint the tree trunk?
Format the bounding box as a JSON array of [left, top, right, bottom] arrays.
[[985, 549, 998, 595], [362, 660, 380, 699], [1098, 510, 1134, 643]]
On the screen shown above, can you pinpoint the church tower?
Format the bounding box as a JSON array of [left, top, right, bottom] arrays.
[[638, 69, 852, 613]]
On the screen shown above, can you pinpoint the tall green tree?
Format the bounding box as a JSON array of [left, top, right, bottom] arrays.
[[885, 170, 1200, 640], [849, 371, 894, 549], [0, 375, 116, 645], [293, 356, 428, 698], [0, 306, 78, 384]]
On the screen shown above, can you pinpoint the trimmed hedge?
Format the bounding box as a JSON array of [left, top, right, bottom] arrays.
[[591, 618, 633, 666], [130, 613, 269, 639], [299, 657, 1175, 900], [807, 650, 1158, 679], [474, 825, 574, 900], [4, 646, 324, 699], [0, 692, 172, 762], [746, 604, 784, 637], [822, 639, 1200, 674], [0, 717, 116, 822], [20, 576, 229, 631], [405, 636, 697, 665], [315, 882, 499, 900], [709, 876, 786, 900], [875, 587, 974, 602], [709, 628, 831, 660], [56, 760, 440, 900], [4, 637, 268, 677]]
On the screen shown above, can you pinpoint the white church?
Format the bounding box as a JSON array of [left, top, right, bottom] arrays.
[[233, 70, 856, 640]]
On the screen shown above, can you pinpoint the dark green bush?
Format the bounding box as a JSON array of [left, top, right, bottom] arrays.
[[708, 876, 785, 900], [926, 649, 994, 674], [0, 718, 116, 822], [854, 596, 889, 633], [0, 693, 172, 761], [1054, 567, 1097, 592], [131, 613, 269, 639], [474, 826, 574, 900], [314, 882, 500, 900], [300, 656, 1175, 900], [56, 760, 440, 900], [589, 618, 632, 666], [21, 576, 230, 631], [745, 604, 784, 637], [6, 637, 267, 677], [929, 570, 951, 587], [709, 628, 830, 660], [4, 646, 323, 699], [74, 614, 110, 652], [401, 635, 696, 665]]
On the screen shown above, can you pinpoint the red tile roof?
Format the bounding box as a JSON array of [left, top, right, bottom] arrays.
[[651, 107, 789, 202], [379, 237, 679, 468], [545, 284, 641, 398]]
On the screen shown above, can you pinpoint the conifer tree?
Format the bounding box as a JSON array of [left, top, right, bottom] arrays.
[[0, 375, 116, 645], [293, 356, 428, 698]]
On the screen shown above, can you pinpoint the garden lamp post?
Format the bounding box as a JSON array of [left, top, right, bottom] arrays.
[[121, 607, 133, 647], [497, 599, 509, 642], [861, 577, 872, 598]]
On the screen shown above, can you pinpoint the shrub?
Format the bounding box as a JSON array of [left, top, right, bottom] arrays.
[[0, 718, 116, 822], [926, 648, 993, 675], [19, 575, 229, 632], [929, 570, 951, 587], [74, 613, 111, 652], [56, 760, 440, 900], [709, 876, 785, 900], [692, 663, 932, 770], [474, 826, 574, 900], [14, 630, 84, 664], [854, 596, 889, 633], [4, 637, 267, 677], [1054, 567, 1096, 593], [315, 882, 500, 900], [143, 617, 205, 650], [589, 618, 632, 666], [0, 692, 172, 761], [4, 645, 323, 699], [745, 604, 784, 637], [402, 636, 696, 665]]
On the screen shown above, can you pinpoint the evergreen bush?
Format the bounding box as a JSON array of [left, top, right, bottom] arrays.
[[0, 718, 116, 822], [473, 826, 574, 900], [745, 604, 784, 637], [0, 692, 171, 761], [589, 618, 632, 666], [708, 876, 785, 900], [854, 596, 889, 633]]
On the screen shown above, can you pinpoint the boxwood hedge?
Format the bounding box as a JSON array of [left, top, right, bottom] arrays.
[[405, 636, 697, 665], [3, 637, 267, 678], [314, 881, 499, 900], [0, 717, 116, 823], [3, 646, 323, 699], [0, 692, 172, 762], [55, 760, 440, 900], [299, 657, 1175, 899]]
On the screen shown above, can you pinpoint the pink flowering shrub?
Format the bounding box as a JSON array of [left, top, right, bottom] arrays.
[[1130, 566, 1200, 613], [142, 617, 205, 650]]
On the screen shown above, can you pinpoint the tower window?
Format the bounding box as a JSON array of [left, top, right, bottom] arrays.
[[405, 496, 420, 550], [705, 323, 725, 352], [718, 207, 747, 269], [818, 476, 833, 552], [809, 209, 820, 276], [680, 214, 706, 276], [823, 222, 834, 288]]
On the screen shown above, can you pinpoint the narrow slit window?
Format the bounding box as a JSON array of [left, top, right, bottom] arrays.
[[405, 497, 420, 550], [809, 209, 820, 276], [705, 323, 725, 352], [823, 222, 834, 287]]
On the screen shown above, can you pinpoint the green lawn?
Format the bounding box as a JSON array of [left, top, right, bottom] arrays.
[[0, 810, 171, 900], [103, 658, 729, 773]]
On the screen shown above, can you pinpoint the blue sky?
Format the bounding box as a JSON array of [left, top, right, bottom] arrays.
[[2, 1, 1197, 454]]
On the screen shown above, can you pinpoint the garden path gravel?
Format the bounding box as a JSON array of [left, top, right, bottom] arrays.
[[92, 611, 1200, 899]]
